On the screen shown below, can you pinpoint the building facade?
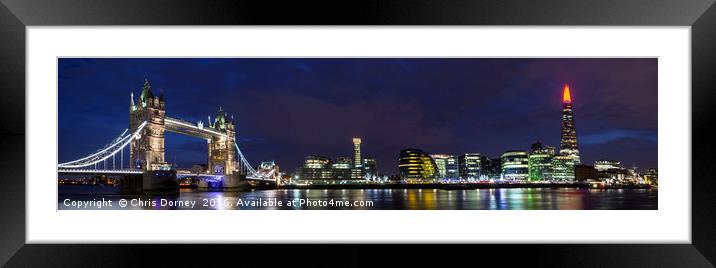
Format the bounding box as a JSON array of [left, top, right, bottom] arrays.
[[643, 168, 658, 185], [528, 143, 556, 181], [430, 154, 448, 179], [331, 156, 353, 180], [430, 154, 458, 179], [480, 156, 501, 179], [458, 153, 481, 179], [398, 149, 438, 183], [551, 154, 575, 181], [501, 151, 529, 181], [445, 156, 459, 179], [299, 155, 332, 180], [363, 157, 377, 177], [594, 160, 622, 172], [528, 151, 554, 181]]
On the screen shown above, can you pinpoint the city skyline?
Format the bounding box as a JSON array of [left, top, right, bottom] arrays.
[[58, 58, 658, 175]]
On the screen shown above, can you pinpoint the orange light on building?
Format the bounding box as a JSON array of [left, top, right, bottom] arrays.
[[563, 84, 572, 103]]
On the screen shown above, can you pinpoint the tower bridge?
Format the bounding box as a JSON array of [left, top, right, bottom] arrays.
[[58, 79, 277, 193]]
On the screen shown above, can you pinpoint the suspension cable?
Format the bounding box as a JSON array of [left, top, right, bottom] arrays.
[[59, 128, 130, 165], [58, 121, 147, 168]]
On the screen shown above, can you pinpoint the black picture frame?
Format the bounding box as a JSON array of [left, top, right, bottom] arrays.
[[1, 0, 714, 266]]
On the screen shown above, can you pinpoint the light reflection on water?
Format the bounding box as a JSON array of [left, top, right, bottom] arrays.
[[58, 185, 657, 210]]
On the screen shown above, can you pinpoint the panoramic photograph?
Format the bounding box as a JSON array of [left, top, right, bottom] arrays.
[[57, 58, 658, 210]]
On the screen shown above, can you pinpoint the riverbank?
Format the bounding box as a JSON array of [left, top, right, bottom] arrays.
[[279, 182, 653, 190], [58, 182, 653, 195]]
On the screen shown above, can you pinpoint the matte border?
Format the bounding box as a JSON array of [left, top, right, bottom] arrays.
[[1, 0, 715, 266]]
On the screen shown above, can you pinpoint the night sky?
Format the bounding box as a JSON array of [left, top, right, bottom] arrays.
[[58, 58, 658, 175]]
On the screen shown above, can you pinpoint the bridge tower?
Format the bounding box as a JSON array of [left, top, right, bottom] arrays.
[[207, 107, 237, 175], [129, 79, 168, 171]]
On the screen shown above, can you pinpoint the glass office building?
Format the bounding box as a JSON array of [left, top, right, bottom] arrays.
[[551, 154, 576, 181], [399, 149, 438, 183], [430, 154, 458, 179], [528, 145, 556, 181], [458, 153, 481, 179], [501, 151, 529, 181], [560, 84, 581, 164], [363, 157, 377, 177], [300, 155, 332, 180]]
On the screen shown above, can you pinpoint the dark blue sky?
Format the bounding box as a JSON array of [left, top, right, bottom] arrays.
[[58, 58, 658, 174]]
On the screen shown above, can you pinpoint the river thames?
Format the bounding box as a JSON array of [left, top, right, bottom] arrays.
[[58, 185, 657, 210]]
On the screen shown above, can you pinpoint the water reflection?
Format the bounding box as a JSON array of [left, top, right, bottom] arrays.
[[58, 185, 657, 210]]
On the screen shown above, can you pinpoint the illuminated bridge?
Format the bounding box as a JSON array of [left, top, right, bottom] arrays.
[[58, 79, 278, 191]]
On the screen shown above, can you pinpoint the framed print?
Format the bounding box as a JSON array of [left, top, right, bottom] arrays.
[[1, 0, 715, 267]]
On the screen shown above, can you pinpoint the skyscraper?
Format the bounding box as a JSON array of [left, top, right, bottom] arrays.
[[560, 84, 581, 164], [351, 138, 363, 179], [353, 138, 362, 167]]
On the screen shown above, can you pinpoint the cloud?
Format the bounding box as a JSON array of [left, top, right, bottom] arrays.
[[580, 130, 657, 145]]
